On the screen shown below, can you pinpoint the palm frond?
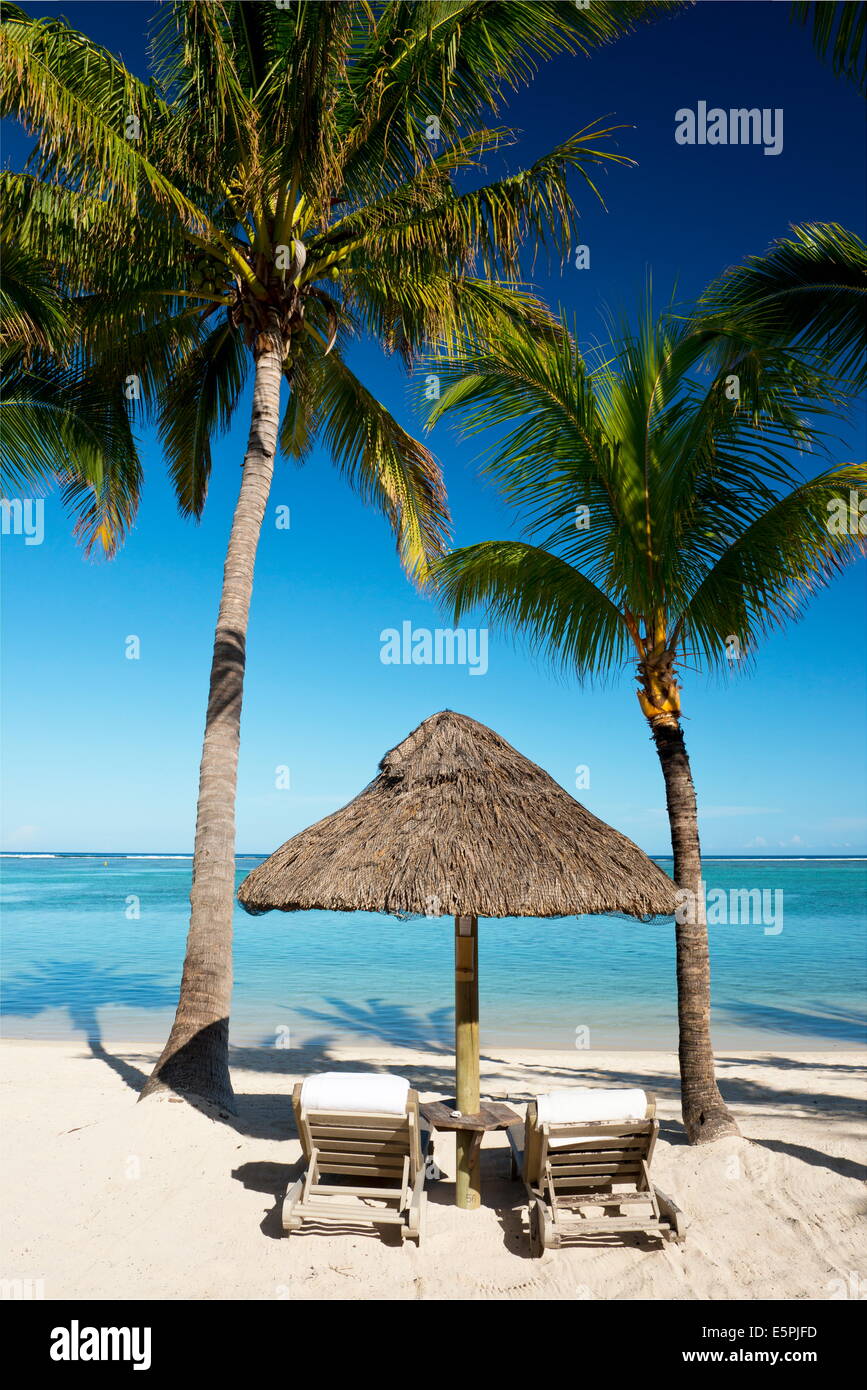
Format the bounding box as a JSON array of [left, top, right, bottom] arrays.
[[790, 1, 867, 92], [0, 4, 210, 232], [679, 462, 867, 667], [433, 539, 632, 678], [695, 222, 867, 388], [334, 0, 680, 207], [0, 234, 68, 350], [0, 353, 141, 556], [157, 318, 250, 517], [285, 341, 451, 583]]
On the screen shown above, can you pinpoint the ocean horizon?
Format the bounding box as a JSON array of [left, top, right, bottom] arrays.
[[4, 851, 865, 861], [2, 854, 865, 1053]]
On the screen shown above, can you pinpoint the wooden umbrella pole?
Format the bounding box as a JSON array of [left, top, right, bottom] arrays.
[[454, 914, 480, 1209]]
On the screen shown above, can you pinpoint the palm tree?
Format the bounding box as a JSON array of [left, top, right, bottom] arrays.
[[425, 298, 866, 1143], [1, 0, 679, 1110]]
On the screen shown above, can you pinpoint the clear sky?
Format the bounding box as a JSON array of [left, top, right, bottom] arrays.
[[1, 0, 865, 856]]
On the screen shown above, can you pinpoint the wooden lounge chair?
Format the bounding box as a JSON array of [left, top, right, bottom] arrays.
[[506, 1089, 687, 1256], [283, 1076, 427, 1244]]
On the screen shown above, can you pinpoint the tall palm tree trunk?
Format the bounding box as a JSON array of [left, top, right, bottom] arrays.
[[140, 311, 284, 1110], [648, 712, 740, 1143]]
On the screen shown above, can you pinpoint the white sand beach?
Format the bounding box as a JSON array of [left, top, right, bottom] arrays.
[[1, 1041, 864, 1302]]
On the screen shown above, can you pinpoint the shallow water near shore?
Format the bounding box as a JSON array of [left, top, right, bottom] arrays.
[[1, 855, 865, 1051]]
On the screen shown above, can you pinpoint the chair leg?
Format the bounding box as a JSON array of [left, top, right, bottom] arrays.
[[539, 1200, 561, 1251], [404, 1169, 426, 1244], [529, 1198, 559, 1256], [282, 1178, 304, 1234], [528, 1199, 544, 1257], [654, 1185, 687, 1244]]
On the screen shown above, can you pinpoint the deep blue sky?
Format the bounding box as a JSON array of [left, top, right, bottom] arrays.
[[2, 1, 865, 855]]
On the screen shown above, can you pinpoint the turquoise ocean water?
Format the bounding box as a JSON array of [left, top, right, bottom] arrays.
[[1, 855, 865, 1050]]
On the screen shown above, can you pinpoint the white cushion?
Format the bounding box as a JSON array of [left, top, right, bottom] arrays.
[[537, 1087, 648, 1128], [300, 1071, 410, 1116]]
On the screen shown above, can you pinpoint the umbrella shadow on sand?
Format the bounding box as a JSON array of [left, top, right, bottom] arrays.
[[1, 959, 178, 1092]]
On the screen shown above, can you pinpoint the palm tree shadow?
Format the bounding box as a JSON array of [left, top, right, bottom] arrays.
[[226, 1041, 464, 1140], [754, 1138, 867, 1183], [292, 996, 454, 1053], [2, 959, 178, 1092], [718, 1000, 867, 1045]]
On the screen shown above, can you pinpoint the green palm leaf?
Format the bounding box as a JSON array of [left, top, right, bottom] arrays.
[[1, 355, 141, 556], [678, 462, 867, 664], [790, 1, 867, 92], [0, 225, 142, 555], [696, 223, 867, 388], [434, 539, 630, 676], [157, 319, 250, 517], [281, 341, 451, 583]]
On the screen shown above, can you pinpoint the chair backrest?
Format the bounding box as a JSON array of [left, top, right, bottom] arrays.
[[524, 1092, 658, 1189], [292, 1082, 422, 1181]]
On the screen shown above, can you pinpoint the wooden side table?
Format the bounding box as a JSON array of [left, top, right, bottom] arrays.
[[420, 1099, 522, 1209]]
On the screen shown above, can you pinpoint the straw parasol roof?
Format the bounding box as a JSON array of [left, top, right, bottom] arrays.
[[238, 710, 676, 920]]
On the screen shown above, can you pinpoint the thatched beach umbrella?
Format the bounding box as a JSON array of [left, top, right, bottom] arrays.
[[238, 710, 676, 1207]]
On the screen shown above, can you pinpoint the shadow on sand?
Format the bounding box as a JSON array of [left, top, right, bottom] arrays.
[[1, 959, 176, 1093], [8, 980, 864, 1192]]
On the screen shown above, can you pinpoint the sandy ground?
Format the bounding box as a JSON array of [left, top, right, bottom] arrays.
[[1, 1040, 864, 1301]]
